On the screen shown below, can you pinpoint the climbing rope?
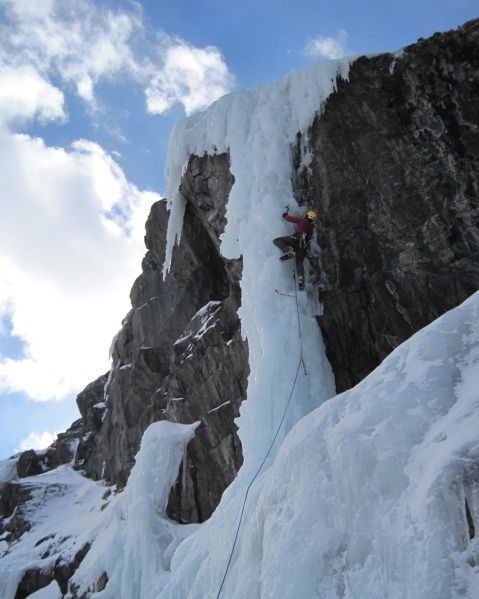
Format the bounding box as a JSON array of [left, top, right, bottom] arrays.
[[216, 262, 306, 598]]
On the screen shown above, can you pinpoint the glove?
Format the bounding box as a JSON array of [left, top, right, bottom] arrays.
[[282, 212, 288, 218]]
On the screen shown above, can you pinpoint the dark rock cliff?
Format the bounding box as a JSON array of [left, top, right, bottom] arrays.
[[293, 18, 479, 392], [15, 419, 84, 479], [74, 152, 248, 523]]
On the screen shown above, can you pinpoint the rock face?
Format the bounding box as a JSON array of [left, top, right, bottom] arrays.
[[293, 19, 479, 392], [0, 481, 32, 543], [74, 153, 249, 523], [74, 373, 109, 479], [14, 543, 90, 599], [15, 419, 84, 479]]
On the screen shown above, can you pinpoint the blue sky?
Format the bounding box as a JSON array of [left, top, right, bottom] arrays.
[[0, 0, 477, 459], [20, 0, 479, 194]]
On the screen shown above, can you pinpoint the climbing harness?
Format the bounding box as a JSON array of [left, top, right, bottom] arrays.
[[274, 289, 295, 298], [216, 261, 307, 598]]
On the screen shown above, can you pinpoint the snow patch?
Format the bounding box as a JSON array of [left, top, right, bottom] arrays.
[[0, 466, 107, 599], [0, 456, 17, 482], [27, 581, 62, 599], [174, 300, 222, 347], [0, 422, 200, 599], [390, 48, 405, 74], [207, 400, 231, 414]]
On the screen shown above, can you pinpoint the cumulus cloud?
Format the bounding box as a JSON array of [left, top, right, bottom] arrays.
[[0, 130, 159, 400], [18, 430, 58, 452], [0, 0, 143, 108], [0, 66, 66, 125], [146, 37, 234, 115], [0, 0, 234, 115], [304, 30, 348, 60]]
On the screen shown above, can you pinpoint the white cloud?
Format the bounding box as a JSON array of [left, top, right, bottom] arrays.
[[0, 66, 65, 125], [0, 130, 159, 400], [0, 0, 233, 402], [18, 430, 57, 452], [146, 37, 234, 115], [0, 0, 234, 116], [305, 30, 348, 60], [0, 0, 143, 108]]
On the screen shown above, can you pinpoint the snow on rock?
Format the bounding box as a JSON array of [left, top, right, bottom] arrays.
[[160, 292, 479, 598], [174, 301, 222, 347], [0, 456, 17, 482], [0, 466, 106, 599], [27, 580, 62, 598]]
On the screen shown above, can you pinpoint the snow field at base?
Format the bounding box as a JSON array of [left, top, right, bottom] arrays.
[[0, 465, 107, 599], [0, 421, 199, 599], [160, 292, 479, 599], [28, 580, 62, 598]]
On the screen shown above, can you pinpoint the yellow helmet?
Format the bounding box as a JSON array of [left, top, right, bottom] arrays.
[[306, 210, 317, 220]]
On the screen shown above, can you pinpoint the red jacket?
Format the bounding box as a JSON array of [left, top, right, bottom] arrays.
[[283, 213, 314, 239]]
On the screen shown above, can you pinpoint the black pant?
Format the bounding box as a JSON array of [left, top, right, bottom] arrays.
[[273, 235, 305, 280]]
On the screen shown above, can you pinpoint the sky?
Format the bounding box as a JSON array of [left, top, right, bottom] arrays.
[[0, 0, 477, 459]]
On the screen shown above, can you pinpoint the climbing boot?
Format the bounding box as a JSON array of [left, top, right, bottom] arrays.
[[298, 276, 305, 291], [280, 251, 295, 262]]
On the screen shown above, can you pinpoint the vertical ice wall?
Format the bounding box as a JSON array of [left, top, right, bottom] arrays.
[[164, 59, 354, 469]]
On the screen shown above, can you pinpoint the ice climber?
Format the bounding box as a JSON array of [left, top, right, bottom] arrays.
[[273, 208, 317, 291]]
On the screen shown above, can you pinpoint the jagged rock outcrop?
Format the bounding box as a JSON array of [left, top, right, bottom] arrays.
[[293, 18, 479, 392], [0, 481, 32, 543], [14, 543, 90, 599], [74, 153, 248, 522], [74, 373, 109, 479], [13, 418, 85, 480]]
